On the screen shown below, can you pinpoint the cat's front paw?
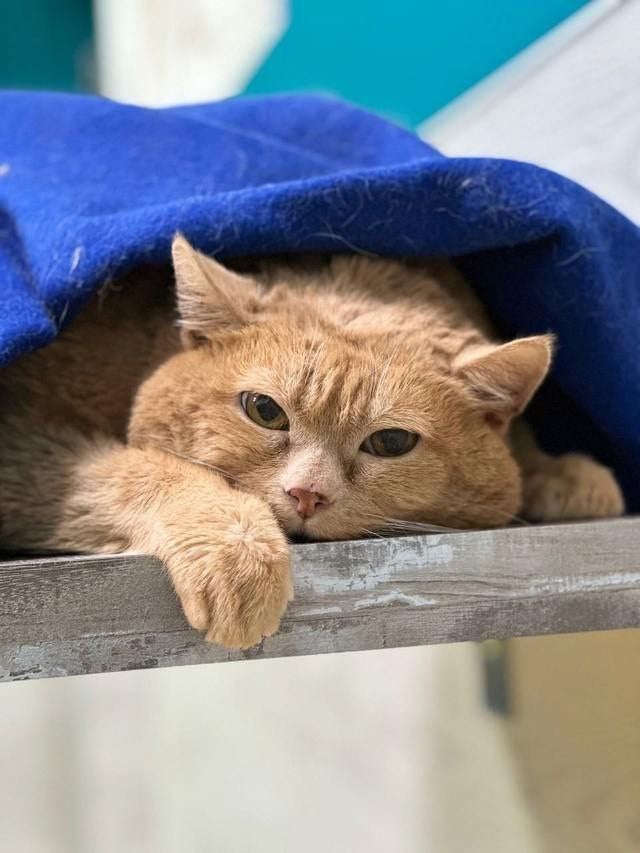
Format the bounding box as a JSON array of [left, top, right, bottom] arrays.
[[521, 453, 624, 522], [164, 496, 293, 649]]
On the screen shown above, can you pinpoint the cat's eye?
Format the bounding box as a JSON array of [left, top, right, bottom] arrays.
[[240, 392, 289, 430], [361, 429, 419, 457]]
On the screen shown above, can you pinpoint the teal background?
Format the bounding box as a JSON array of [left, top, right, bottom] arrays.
[[0, 0, 589, 122], [247, 0, 590, 126], [0, 0, 94, 91]]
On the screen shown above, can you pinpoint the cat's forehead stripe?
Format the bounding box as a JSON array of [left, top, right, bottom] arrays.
[[236, 353, 436, 436]]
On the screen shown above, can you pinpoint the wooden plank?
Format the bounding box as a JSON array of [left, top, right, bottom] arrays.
[[1, 518, 640, 682]]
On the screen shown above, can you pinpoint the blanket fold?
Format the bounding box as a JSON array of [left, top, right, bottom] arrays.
[[1, 91, 639, 508]]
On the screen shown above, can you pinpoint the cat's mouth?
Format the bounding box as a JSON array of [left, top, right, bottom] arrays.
[[280, 512, 365, 543], [273, 504, 338, 542], [281, 514, 315, 539]]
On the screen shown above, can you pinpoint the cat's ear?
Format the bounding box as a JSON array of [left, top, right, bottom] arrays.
[[454, 335, 553, 430], [172, 234, 262, 346]]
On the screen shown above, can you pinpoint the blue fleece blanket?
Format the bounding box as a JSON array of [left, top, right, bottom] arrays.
[[1, 91, 639, 509]]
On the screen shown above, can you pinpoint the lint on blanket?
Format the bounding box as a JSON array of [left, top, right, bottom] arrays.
[[1, 91, 639, 509]]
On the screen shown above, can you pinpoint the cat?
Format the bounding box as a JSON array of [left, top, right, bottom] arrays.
[[0, 236, 624, 648]]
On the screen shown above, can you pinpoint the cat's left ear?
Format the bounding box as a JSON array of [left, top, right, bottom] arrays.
[[454, 334, 554, 431], [172, 234, 262, 346]]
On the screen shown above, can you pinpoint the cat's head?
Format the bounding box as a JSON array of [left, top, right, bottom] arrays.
[[129, 236, 552, 539]]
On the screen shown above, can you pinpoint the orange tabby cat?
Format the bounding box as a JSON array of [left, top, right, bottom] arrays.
[[0, 236, 624, 647]]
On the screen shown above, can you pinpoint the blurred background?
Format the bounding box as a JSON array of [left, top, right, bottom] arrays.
[[0, 0, 592, 121], [1, 1, 639, 850]]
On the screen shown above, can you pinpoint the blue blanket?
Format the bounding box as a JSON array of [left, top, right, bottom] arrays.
[[1, 91, 639, 509]]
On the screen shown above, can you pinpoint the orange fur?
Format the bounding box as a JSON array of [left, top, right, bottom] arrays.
[[0, 237, 624, 647]]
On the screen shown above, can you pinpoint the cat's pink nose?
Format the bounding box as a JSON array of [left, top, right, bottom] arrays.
[[286, 487, 330, 519]]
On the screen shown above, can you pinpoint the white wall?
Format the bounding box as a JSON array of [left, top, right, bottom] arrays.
[[0, 646, 538, 852]]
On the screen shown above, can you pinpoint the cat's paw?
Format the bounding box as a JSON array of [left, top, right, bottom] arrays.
[[164, 496, 293, 649], [521, 453, 624, 522]]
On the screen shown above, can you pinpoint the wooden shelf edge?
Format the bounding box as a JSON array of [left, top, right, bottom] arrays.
[[2, 518, 639, 682]]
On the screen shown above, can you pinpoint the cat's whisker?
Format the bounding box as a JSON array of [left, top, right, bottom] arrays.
[[359, 527, 386, 540], [368, 501, 530, 535], [300, 336, 326, 382], [367, 514, 462, 535], [376, 345, 400, 389], [507, 513, 532, 527], [368, 346, 399, 390], [311, 229, 380, 258], [369, 502, 529, 532], [145, 440, 244, 486], [455, 502, 531, 527]]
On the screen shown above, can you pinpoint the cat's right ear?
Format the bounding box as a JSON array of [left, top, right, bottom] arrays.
[[172, 234, 262, 347]]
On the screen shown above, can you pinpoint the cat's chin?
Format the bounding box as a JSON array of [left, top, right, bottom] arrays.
[[274, 508, 351, 542], [281, 517, 327, 542]]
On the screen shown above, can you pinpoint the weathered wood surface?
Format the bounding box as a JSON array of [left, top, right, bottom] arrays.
[[1, 518, 640, 682]]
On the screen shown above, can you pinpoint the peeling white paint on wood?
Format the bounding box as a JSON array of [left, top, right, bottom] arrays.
[[354, 592, 438, 610], [2, 518, 640, 682]]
